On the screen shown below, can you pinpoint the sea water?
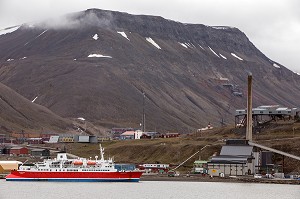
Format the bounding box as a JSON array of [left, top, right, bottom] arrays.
[[0, 180, 299, 199]]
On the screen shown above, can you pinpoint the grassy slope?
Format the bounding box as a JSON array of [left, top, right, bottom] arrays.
[[67, 122, 300, 173]]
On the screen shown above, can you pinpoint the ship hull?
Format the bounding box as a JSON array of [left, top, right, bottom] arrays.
[[6, 170, 143, 182]]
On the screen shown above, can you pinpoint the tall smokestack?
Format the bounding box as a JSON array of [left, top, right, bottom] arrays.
[[246, 74, 253, 141]]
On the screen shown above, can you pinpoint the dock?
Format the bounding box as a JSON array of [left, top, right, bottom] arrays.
[[0, 174, 7, 179]]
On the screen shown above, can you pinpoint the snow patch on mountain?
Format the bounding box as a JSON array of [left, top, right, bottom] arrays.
[[185, 43, 194, 48], [36, 30, 47, 38], [146, 37, 161, 49], [208, 46, 220, 58], [211, 26, 235, 30], [179, 42, 188, 48], [0, 26, 20, 36], [88, 54, 112, 58], [273, 63, 281, 68], [28, 24, 35, 28], [231, 53, 243, 61], [198, 44, 205, 50], [117, 31, 130, 40], [77, 117, 85, 121], [219, 54, 227, 59], [24, 30, 48, 46], [32, 96, 38, 103], [191, 43, 197, 48], [93, 34, 98, 40]]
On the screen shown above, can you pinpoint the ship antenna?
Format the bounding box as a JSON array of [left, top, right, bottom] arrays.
[[21, 159, 28, 166]]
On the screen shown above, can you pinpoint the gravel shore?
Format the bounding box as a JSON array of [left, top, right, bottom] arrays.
[[140, 174, 300, 185]]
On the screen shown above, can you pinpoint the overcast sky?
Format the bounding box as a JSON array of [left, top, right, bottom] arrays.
[[0, 0, 299, 72]]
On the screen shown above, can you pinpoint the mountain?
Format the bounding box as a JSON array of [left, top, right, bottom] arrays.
[[0, 82, 73, 134], [0, 9, 299, 132]]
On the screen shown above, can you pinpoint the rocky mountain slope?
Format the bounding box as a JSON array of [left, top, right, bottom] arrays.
[[0, 9, 299, 133], [0, 82, 72, 134]]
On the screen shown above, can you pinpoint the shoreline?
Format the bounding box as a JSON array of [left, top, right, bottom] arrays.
[[1, 173, 299, 184], [140, 174, 300, 185]]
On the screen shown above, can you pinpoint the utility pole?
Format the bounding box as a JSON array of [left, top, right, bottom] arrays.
[[246, 74, 253, 141], [142, 91, 146, 132]]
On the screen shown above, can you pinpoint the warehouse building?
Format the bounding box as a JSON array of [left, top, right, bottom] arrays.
[[31, 149, 50, 157], [208, 139, 257, 176], [77, 135, 98, 143]]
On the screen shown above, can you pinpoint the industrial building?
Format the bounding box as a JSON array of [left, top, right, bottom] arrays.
[[210, 75, 300, 178], [137, 163, 170, 173], [46, 135, 98, 143], [31, 149, 50, 157], [77, 135, 98, 143], [208, 139, 257, 176], [235, 105, 298, 127]]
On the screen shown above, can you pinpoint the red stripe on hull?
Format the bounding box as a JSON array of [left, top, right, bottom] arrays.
[[6, 170, 143, 179]]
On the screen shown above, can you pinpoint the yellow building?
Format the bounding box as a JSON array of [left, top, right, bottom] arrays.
[[0, 161, 22, 173], [59, 136, 75, 143]]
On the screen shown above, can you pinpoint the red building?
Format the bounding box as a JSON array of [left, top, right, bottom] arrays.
[[140, 134, 151, 139], [10, 147, 29, 155], [161, 133, 180, 138], [27, 138, 43, 144]]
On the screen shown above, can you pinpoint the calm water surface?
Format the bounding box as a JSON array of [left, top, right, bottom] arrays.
[[0, 179, 299, 199]]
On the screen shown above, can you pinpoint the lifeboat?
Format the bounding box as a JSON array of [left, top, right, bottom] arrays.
[[87, 160, 96, 165], [73, 160, 83, 165]]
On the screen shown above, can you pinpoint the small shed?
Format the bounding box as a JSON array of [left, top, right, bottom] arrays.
[[193, 160, 208, 174], [89, 136, 98, 143], [140, 133, 151, 139], [0, 146, 4, 154], [47, 136, 59, 143], [140, 132, 160, 139], [10, 147, 29, 155], [3, 146, 13, 154], [31, 149, 50, 157]]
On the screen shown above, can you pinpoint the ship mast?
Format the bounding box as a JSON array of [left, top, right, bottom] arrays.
[[99, 144, 104, 161]]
